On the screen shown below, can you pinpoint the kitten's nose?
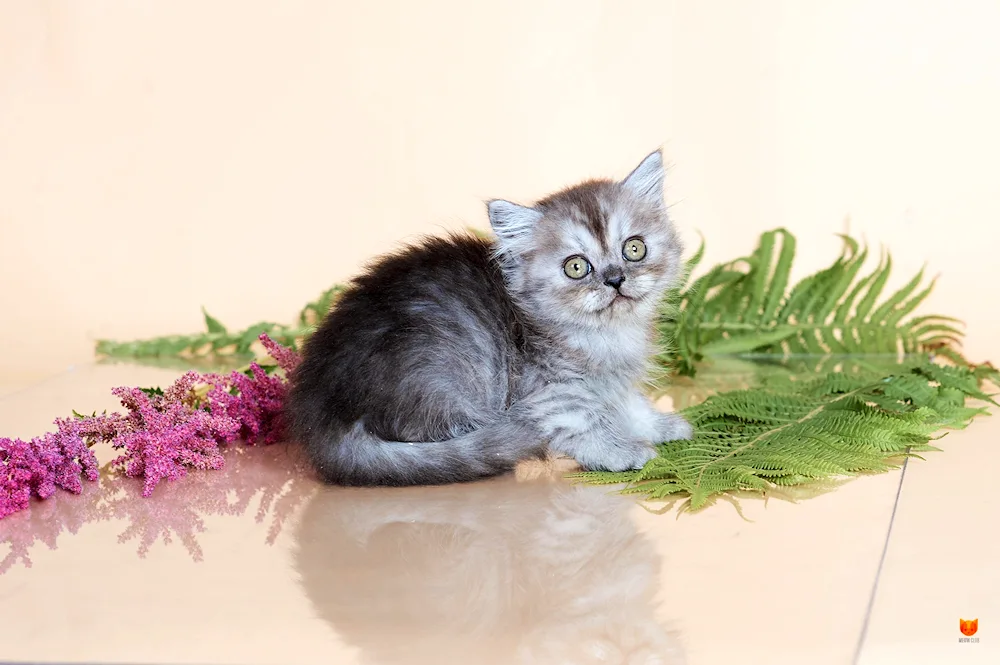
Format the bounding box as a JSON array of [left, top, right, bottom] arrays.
[[603, 271, 625, 290]]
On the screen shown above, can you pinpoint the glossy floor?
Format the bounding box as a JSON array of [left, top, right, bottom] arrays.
[[0, 362, 996, 665]]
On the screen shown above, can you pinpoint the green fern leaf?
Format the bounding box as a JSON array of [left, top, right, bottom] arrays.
[[698, 326, 799, 355], [658, 229, 966, 371], [571, 361, 996, 511], [854, 252, 892, 322], [95, 285, 347, 363]]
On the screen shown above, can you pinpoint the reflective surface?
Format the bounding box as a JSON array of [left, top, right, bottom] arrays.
[[1, 362, 998, 664]]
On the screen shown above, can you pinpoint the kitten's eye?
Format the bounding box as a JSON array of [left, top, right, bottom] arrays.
[[563, 255, 591, 279], [623, 237, 647, 262]]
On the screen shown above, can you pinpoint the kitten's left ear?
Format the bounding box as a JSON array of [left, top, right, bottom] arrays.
[[621, 149, 665, 208]]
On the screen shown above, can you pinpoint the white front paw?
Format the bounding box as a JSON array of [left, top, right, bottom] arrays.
[[577, 441, 658, 472], [628, 443, 660, 470], [657, 413, 694, 441]]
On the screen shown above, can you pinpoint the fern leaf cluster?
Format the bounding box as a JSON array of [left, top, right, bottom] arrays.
[[660, 229, 965, 376], [573, 362, 998, 510]]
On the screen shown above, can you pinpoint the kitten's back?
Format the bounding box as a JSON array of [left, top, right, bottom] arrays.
[[287, 233, 542, 485]]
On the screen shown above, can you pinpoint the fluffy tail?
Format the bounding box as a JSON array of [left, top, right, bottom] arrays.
[[303, 418, 546, 487]]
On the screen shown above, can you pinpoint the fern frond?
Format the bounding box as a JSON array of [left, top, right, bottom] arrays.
[[95, 286, 346, 362], [660, 229, 966, 375], [571, 361, 994, 511]]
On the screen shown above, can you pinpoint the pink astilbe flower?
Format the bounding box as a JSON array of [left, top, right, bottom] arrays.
[[258, 333, 301, 374], [1, 424, 100, 520], [206, 363, 288, 445], [0, 334, 301, 520], [109, 384, 238, 497]]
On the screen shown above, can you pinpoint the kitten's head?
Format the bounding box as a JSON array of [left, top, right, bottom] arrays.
[[487, 149, 683, 330]]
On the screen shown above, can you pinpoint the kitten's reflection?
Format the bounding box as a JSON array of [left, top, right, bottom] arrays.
[[294, 466, 686, 665]]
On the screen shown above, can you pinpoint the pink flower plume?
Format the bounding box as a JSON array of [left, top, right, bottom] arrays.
[[1, 336, 301, 519]]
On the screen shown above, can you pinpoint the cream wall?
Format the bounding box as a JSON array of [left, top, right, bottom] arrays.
[[1, 1, 998, 385]]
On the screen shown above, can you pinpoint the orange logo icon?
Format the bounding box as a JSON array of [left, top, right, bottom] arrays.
[[960, 619, 978, 636]]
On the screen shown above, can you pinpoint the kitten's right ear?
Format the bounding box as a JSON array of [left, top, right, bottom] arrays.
[[486, 199, 542, 249]]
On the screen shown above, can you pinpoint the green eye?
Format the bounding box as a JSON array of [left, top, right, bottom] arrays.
[[563, 255, 591, 279], [623, 237, 647, 261]]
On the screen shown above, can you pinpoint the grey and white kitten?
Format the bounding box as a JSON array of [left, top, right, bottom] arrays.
[[287, 149, 693, 486]]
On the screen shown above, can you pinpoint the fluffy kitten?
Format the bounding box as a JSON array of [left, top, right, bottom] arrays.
[[287, 149, 693, 486]]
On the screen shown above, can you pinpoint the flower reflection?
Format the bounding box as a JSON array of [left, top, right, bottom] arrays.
[[0, 444, 316, 572], [294, 464, 686, 665], [0, 469, 107, 573]]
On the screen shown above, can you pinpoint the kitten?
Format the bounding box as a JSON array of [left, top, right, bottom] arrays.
[[287, 149, 693, 486]]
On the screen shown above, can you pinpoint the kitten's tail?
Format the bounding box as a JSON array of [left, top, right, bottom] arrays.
[[302, 417, 547, 487]]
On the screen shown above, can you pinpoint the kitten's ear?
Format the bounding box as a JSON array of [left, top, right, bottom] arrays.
[[487, 199, 543, 248], [621, 149, 665, 208]]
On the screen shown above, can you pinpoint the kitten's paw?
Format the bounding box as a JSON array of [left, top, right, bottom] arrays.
[[628, 443, 660, 470], [578, 441, 658, 472], [657, 413, 694, 441]]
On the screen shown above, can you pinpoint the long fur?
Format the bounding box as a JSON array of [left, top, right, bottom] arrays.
[[287, 149, 693, 487]]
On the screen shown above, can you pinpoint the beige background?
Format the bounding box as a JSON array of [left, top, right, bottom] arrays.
[[2, 0, 998, 386]]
